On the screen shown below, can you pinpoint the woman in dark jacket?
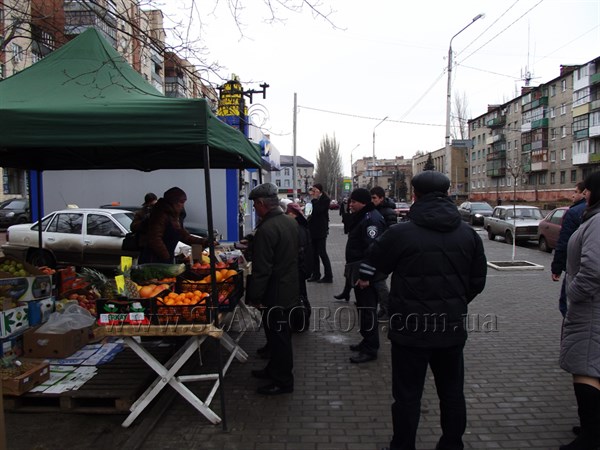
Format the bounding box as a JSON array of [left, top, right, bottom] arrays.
[[139, 187, 207, 264]]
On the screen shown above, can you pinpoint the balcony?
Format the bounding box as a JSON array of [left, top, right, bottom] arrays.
[[486, 116, 506, 128], [530, 97, 548, 109], [522, 143, 532, 152], [591, 99, 600, 111], [591, 73, 600, 85], [531, 118, 549, 129], [521, 122, 532, 133], [531, 161, 550, 172], [485, 134, 505, 145], [486, 167, 506, 177], [590, 125, 600, 137], [573, 103, 590, 117], [574, 129, 589, 140], [486, 150, 506, 161]]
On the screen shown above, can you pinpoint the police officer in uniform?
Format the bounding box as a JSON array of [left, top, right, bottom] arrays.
[[345, 188, 386, 363]]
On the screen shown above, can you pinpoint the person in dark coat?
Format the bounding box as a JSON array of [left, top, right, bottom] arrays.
[[139, 187, 207, 264], [358, 171, 487, 450], [307, 183, 333, 283], [130, 192, 157, 233], [246, 183, 299, 395], [558, 172, 600, 450], [370, 186, 397, 319], [345, 188, 386, 364], [551, 181, 586, 317]]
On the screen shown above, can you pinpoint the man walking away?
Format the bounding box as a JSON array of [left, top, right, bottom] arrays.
[[358, 171, 487, 450]]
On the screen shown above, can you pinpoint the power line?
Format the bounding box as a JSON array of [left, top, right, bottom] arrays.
[[297, 105, 445, 127]]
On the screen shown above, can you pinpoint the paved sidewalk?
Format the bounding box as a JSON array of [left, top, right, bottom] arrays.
[[6, 213, 576, 449]]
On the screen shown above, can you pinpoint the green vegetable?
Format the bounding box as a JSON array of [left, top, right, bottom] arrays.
[[131, 263, 185, 282]]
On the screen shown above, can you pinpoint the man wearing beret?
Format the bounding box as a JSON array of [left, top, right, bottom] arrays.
[[357, 171, 487, 450], [246, 183, 299, 395], [345, 188, 386, 364]]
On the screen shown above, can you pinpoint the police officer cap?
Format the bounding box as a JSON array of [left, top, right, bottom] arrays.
[[411, 171, 450, 194], [249, 183, 279, 200]]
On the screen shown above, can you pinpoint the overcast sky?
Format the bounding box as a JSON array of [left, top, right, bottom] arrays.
[[161, 0, 599, 176]]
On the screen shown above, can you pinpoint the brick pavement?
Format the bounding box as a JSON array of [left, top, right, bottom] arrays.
[[6, 213, 578, 450]]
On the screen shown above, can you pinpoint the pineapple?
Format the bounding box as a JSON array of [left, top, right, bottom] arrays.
[[82, 268, 139, 299]]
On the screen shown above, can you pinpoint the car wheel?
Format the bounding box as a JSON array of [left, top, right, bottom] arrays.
[[487, 229, 495, 241], [539, 236, 551, 253], [27, 249, 56, 268], [17, 216, 28, 224], [505, 231, 514, 245]]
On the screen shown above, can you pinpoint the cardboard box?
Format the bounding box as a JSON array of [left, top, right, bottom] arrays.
[[1, 359, 50, 396], [0, 274, 53, 311], [24, 297, 54, 326], [0, 333, 24, 363], [22, 326, 91, 359], [0, 305, 29, 338]]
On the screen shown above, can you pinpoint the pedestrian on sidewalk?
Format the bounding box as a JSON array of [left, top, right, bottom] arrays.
[[245, 183, 298, 395], [358, 171, 487, 450], [559, 171, 600, 450], [551, 181, 586, 317], [307, 183, 333, 283], [370, 186, 398, 320], [345, 188, 386, 364]]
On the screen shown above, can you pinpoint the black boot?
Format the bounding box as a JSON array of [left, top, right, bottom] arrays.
[[560, 383, 600, 450]]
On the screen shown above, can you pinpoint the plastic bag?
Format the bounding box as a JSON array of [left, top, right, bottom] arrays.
[[36, 304, 96, 334]]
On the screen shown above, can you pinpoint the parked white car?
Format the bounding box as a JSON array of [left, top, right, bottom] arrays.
[[1, 208, 191, 269], [483, 205, 545, 244]]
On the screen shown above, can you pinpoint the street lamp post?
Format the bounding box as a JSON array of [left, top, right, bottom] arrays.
[[445, 13, 484, 188], [350, 144, 360, 190], [372, 116, 388, 188]]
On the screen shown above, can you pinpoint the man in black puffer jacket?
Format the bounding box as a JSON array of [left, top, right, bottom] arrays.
[[358, 171, 487, 450]]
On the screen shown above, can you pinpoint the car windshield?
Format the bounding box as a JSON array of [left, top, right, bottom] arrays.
[[112, 212, 134, 230], [471, 203, 492, 211], [506, 208, 544, 219], [1, 199, 27, 210]]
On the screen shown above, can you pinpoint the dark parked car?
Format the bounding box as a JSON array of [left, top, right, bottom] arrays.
[[458, 201, 493, 225], [536, 206, 569, 253], [0, 198, 31, 228]]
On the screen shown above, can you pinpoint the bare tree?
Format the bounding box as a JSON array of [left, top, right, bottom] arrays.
[[452, 90, 469, 140], [315, 134, 343, 200], [0, 0, 337, 88], [504, 150, 532, 261]]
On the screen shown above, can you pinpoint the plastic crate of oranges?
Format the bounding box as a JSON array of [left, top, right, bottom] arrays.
[[154, 290, 211, 324], [176, 269, 244, 312]]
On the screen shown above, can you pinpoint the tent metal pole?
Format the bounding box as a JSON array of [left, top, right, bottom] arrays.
[[36, 171, 43, 262], [202, 144, 228, 431]]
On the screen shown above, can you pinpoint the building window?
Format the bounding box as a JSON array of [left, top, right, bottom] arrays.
[[571, 170, 577, 183], [275, 179, 281, 187], [550, 150, 556, 162], [550, 107, 555, 118], [560, 171, 566, 184], [284, 168, 290, 176], [562, 79, 567, 92], [11, 43, 24, 62], [551, 84, 556, 96], [561, 148, 566, 160], [561, 103, 566, 115], [2, 168, 25, 194], [539, 173, 547, 185], [550, 172, 556, 184], [284, 179, 290, 187], [514, 102, 519, 112], [561, 126, 567, 138], [551, 128, 557, 140]]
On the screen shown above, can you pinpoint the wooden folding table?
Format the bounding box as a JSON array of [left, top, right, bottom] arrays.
[[99, 323, 247, 427]]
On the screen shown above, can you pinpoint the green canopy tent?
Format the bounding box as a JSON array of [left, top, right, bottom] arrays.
[[0, 28, 261, 429]]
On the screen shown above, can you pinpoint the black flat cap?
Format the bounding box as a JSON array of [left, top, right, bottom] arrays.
[[249, 182, 279, 200], [411, 171, 450, 194]]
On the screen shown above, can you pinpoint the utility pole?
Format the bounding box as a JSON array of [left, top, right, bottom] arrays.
[[293, 93, 297, 198]]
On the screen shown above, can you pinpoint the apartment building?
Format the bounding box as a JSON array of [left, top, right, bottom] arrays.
[[0, 0, 218, 202], [467, 57, 600, 203], [351, 156, 413, 201], [274, 155, 315, 200]]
